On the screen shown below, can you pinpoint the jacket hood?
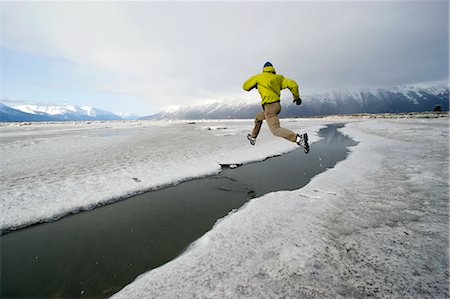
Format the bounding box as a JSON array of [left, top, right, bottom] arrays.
[[263, 65, 276, 74]]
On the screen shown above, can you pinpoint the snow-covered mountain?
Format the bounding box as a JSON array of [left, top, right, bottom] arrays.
[[13, 104, 122, 121], [0, 103, 137, 122], [143, 82, 449, 120], [0, 103, 46, 122], [115, 112, 141, 120]]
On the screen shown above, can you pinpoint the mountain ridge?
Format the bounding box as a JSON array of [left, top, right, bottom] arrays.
[[143, 82, 449, 120], [0, 103, 139, 122]]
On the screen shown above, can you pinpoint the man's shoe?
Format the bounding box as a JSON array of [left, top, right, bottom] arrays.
[[296, 133, 310, 154], [247, 134, 256, 146]]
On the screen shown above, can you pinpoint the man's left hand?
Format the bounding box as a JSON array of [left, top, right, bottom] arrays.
[[293, 97, 302, 106]]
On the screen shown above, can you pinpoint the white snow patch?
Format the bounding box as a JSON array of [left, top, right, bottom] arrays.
[[112, 118, 448, 298], [0, 119, 323, 232], [14, 104, 81, 115], [81, 106, 96, 117]]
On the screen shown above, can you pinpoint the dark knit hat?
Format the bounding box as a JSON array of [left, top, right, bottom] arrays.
[[263, 61, 273, 68]]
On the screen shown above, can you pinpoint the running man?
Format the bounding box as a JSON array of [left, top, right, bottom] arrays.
[[243, 62, 309, 153]]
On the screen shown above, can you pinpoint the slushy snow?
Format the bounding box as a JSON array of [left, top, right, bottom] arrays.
[[0, 119, 323, 232], [112, 118, 449, 298], [1, 118, 448, 297]]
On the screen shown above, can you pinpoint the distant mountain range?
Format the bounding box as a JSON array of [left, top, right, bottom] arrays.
[[3, 82, 447, 122], [143, 82, 449, 120], [0, 103, 140, 122]]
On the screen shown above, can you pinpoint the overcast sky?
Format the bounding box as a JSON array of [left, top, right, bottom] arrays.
[[2, 1, 449, 115]]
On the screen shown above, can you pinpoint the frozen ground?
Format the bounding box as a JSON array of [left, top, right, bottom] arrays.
[[0, 119, 324, 232], [113, 118, 449, 298]]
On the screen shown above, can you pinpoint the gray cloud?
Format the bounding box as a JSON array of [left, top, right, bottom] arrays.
[[3, 1, 448, 108]]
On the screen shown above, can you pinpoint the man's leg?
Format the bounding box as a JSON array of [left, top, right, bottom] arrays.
[[264, 102, 297, 142], [251, 110, 265, 139]]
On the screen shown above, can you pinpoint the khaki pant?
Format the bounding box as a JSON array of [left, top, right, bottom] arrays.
[[251, 102, 297, 142]]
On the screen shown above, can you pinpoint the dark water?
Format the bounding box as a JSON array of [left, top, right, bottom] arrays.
[[1, 124, 357, 298]]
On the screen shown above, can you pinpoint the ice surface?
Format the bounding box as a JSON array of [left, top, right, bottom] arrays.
[[112, 118, 449, 298], [0, 119, 323, 232]]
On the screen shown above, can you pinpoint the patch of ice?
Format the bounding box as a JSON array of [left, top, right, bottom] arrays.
[[113, 118, 448, 298], [202, 126, 228, 131], [0, 119, 324, 232]]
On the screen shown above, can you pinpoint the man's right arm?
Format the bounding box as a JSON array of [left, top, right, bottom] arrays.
[[243, 75, 258, 91]]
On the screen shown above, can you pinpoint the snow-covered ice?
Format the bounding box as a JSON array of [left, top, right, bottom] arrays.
[[0, 119, 323, 232], [112, 118, 449, 298]]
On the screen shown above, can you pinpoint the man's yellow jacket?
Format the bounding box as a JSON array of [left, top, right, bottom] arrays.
[[243, 65, 299, 105]]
